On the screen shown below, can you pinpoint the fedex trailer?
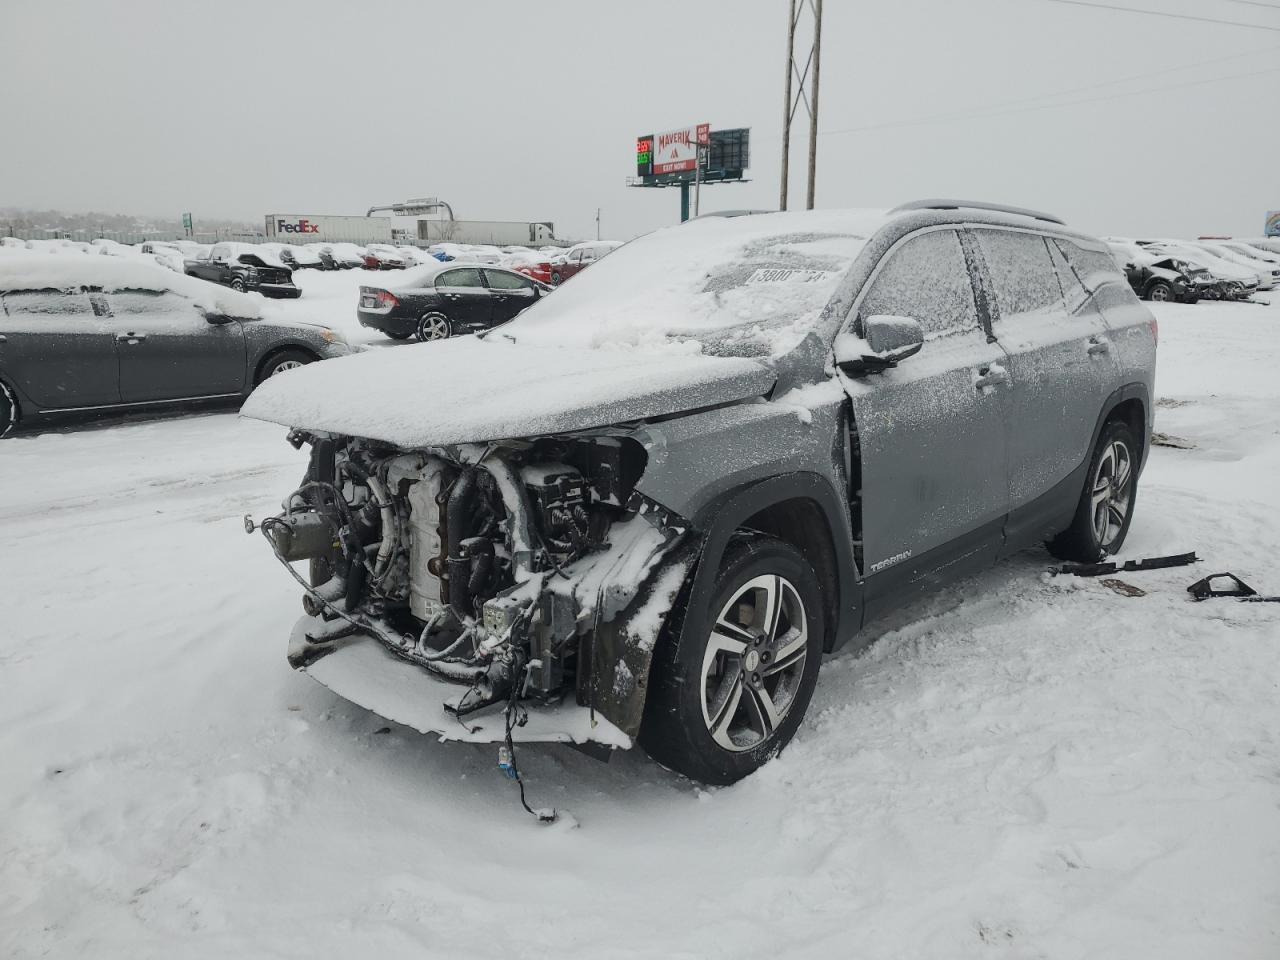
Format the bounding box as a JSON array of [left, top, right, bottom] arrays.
[[265, 215, 394, 244]]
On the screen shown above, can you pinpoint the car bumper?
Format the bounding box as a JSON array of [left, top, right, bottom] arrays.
[[287, 615, 631, 748], [254, 283, 302, 299], [357, 309, 417, 338]]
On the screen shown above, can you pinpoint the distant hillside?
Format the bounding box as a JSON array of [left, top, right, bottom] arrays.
[[0, 207, 257, 236]]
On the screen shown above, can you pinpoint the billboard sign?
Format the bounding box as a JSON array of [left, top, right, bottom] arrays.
[[652, 123, 710, 175], [1267, 211, 1280, 237]]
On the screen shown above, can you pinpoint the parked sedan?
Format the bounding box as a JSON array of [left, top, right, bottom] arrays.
[[357, 264, 549, 341], [318, 243, 368, 270], [185, 243, 301, 298], [0, 255, 349, 435], [363, 245, 410, 270]]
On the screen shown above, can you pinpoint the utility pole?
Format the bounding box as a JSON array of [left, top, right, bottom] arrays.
[[780, 0, 823, 210]]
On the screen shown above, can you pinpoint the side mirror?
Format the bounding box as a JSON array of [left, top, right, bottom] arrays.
[[203, 310, 236, 325], [834, 315, 925, 375]]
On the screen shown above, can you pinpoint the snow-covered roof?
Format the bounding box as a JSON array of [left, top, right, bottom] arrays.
[[503, 209, 890, 358], [0, 252, 264, 317]]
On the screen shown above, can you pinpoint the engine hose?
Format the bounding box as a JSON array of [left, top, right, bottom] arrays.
[[260, 521, 486, 681], [365, 474, 396, 585]]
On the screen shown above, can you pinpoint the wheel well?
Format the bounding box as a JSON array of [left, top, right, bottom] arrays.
[[255, 345, 319, 384], [741, 497, 840, 651], [1108, 397, 1146, 456]]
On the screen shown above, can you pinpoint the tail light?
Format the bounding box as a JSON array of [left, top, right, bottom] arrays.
[[375, 290, 399, 309], [1150, 316, 1158, 346]]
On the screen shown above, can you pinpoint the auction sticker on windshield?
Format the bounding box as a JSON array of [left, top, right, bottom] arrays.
[[746, 268, 831, 284]]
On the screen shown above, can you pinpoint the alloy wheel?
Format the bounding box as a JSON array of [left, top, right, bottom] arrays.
[[1091, 439, 1133, 549], [270, 359, 303, 377], [700, 574, 809, 752], [418, 314, 450, 341], [1149, 284, 1170, 302]]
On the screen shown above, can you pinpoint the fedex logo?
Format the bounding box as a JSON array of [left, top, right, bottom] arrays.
[[277, 218, 320, 234]]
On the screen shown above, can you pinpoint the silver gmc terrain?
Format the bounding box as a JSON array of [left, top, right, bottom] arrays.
[[243, 200, 1157, 785]]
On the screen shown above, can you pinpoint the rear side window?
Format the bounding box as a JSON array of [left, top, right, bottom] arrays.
[[484, 270, 533, 291], [858, 229, 979, 336], [973, 229, 1063, 322], [1056, 240, 1126, 293], [107, 290, 203, 324], [436, 268, 484, 288], [1, 290, 94, 319]]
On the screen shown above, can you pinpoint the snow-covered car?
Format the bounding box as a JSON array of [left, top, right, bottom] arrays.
[[1106, 241, 1213, 303], [317, 243, 368, 270], [276, 244, 325, 271], [242, 201, 1157, 786], [545, 240, 623, 285], [1190, 240, 1280, 291], [1138, 241, 1258, 300], [363, 244, 410, 270], [0, 254, 349, 435]]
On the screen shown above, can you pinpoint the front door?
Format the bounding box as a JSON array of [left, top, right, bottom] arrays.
[[434, 268, 492, 331], [482, 269, 539, 325], [969, 229, 1121, 548], [105, 290, 247, 402], [0, 289, 120, 409], [838, 227, 1011, 613]]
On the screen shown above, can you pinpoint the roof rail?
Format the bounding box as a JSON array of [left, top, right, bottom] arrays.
[[889, 199, 1066, 226]]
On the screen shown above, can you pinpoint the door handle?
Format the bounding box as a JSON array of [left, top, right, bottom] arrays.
[[114, 333, 147, 343], [973, 363, 1009, 390], [1087, 337, 1111, 356]]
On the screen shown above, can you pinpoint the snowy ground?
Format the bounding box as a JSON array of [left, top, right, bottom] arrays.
[[2, 296, 1278, 959]]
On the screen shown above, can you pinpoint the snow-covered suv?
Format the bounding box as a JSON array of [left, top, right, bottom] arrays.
[[243, 201, 1157, 785]]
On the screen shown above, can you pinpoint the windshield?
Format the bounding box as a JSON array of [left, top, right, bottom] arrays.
[[499, 210, 884, 359]]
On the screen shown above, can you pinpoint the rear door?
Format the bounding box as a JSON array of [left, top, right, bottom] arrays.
[[482, 269, 539, 325], [434, 268, 492, 330], [0, 289, 120, 409], [840, 226, 1011, 610], [969, 228, 1120, 548], [104, 290, 247, 402]]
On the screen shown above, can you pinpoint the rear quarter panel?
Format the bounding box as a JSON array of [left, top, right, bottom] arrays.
[[1093, 281, 1158, 444]]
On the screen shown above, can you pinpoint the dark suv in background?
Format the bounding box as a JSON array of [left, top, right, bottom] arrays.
[[185, 243, 301, 298]]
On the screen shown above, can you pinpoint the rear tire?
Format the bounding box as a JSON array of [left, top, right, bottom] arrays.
[[1047, 418, 1139, 562], [416, 313, 452, 342], [550, 270, 562, 285], [640, 535, 824, 785], [255, 349, 316, 385]]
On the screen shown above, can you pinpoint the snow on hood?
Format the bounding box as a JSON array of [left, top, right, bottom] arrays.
[[499, 209, 887, 359], [241, 335, 776, 447], [0, 252, 264, 318]]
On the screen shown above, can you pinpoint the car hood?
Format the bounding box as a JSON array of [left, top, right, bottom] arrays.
[[241, 334, 777, 447]]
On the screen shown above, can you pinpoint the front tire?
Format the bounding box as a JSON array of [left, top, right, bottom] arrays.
[[641, 536, 824, 785], [255, 349, 316, 385], [0, 380, 18, 437], [1146, 280, 1172, 302], [230, 278, 246, 293], [416, 312, 452, 342], [1047, 418, 1139, 562]]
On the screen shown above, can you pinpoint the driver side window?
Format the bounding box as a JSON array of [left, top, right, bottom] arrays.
[[858, 229, 980, 337]]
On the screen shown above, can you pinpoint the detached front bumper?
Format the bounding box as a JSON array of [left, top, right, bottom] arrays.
[[255, 282, 302, 299], [288, 615, 632, 748]]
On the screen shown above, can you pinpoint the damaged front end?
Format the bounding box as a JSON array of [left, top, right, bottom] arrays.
[[248, 429, 693, 751]]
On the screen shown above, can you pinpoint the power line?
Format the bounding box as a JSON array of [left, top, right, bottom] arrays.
[[1044, 0, 1280, 32], [816, 64, 1280, 138], [811, 47, 1279, 139], [1216, 0, 1280, 11]]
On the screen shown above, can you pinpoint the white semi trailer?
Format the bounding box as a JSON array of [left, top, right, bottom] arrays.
[[265, 214, 555, 246]]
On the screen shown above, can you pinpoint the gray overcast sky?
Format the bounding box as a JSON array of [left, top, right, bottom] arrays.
[[2, 0, 1277, 241]]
